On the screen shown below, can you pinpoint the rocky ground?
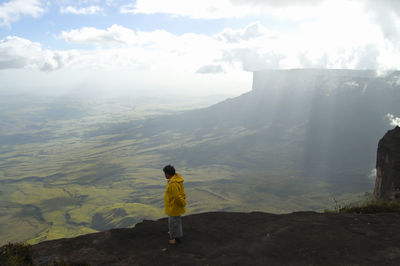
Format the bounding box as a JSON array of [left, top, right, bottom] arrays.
[[31, 211, 400, 265]]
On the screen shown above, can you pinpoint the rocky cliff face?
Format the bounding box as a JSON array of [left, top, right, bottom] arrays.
[[374, 126, 400, 200], [29, 211, 400, 265]]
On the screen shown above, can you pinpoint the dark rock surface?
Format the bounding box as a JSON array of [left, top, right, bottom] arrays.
[[32, 211, 400, 265], [374, 126, 400, 200]]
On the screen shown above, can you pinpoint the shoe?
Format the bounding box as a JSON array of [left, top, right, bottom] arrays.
[[168, 238, 179, 245]]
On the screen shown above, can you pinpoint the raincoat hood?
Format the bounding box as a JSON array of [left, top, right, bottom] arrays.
[[169, 173, 184, 184]]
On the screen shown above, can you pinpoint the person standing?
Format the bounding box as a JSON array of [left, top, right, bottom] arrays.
[[163, 165, 186, 244]]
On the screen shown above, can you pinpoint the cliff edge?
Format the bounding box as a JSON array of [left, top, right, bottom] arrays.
[[30, 211, 400, 265]]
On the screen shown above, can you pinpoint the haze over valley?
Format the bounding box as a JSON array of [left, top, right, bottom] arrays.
[[1, 69, 399, 245]]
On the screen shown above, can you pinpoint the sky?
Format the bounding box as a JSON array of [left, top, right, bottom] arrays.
[[1, 0, 400, 97]]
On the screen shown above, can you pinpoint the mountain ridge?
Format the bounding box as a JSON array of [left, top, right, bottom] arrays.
[[154, 68, 399, 176]]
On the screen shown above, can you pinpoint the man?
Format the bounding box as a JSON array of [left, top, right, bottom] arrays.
[[163, 165, 186, 244]]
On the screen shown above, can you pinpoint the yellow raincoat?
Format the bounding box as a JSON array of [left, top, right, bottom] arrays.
[[164, 173, 186, 216]]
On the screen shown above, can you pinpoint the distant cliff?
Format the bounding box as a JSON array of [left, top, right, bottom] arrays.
[[164, 69, 400, 178], [375, 126, 400, 200]]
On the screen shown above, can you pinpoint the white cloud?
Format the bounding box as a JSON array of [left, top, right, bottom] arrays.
[[60, 25, 137, 45], [216, 22, 271, 43], [7, 12, 400, 76], [60, 5, 104, 15], [119, 0, 331, 20], [222, 48, 286, 71], [7, 14, 400, 75], [120, 0, 258, 19], [212, 1, 400, 72], [0, 24, 253, 96], [196, 65, 224, 74], [0, 36, 75, 71], [364, 0, 400, 42], [119, 3, 135, 14], [0, 0, 45, 26], [387, 74, 400, 87], [58, 25, 223, 73], [115, 1, 400, 72], [3, 1, 400, 97], [105, 0, 115, 6], [2, 5, 400, 96], [26, 26, 211, 83], [120, 0, 400, 45], [120, 0, 400, 21], [344, 81, 360, 89], [387, 113, 400, 127], [368, 168, 376, 181], [119, 0, 327, 19], [231, 0, 323, 7]]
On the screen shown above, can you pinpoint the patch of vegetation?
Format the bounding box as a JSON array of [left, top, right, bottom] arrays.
[[0, 242, 32, 266], [0, 242, 91, 266], [326, 198, 400, 214]]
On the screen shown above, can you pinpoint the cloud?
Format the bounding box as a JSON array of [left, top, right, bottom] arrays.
[[387, 74, 400, 87], [0, 36, 41, 69], [119, 3, 136, 14], [363, 0, 400, 41], [120, 0, 329, 20], [60, 25, 136, 45], [387, 113, 400, 127], [120, 0, 400, 44], [216, 22, 270, 43], [222, 48, 287, 71], [105, 0, 115, 6], [196, 65, 224, 74], [355, 44, 380, 70], [39, 50, 75, 72], [230, 0, 324, 8], [5, 13, 400, 77], [212, 1, 400, 72], [0, 0, 45, 26], [0, 31, 250, 96], [115, 1, 400, 72], [55, 2, 400, 75], [43, 25, 222, 75], [344, 81, 360, 89], [368, 168, 376, 181], [60, 5, 104, 15], [3, 1, 400, 97], [5, 16, 400, 76], [119, 0, 257, 19], [0, 36, 74, 71]]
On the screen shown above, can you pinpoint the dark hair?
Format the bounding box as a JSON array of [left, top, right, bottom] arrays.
[[163, 165, 175, 176]]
